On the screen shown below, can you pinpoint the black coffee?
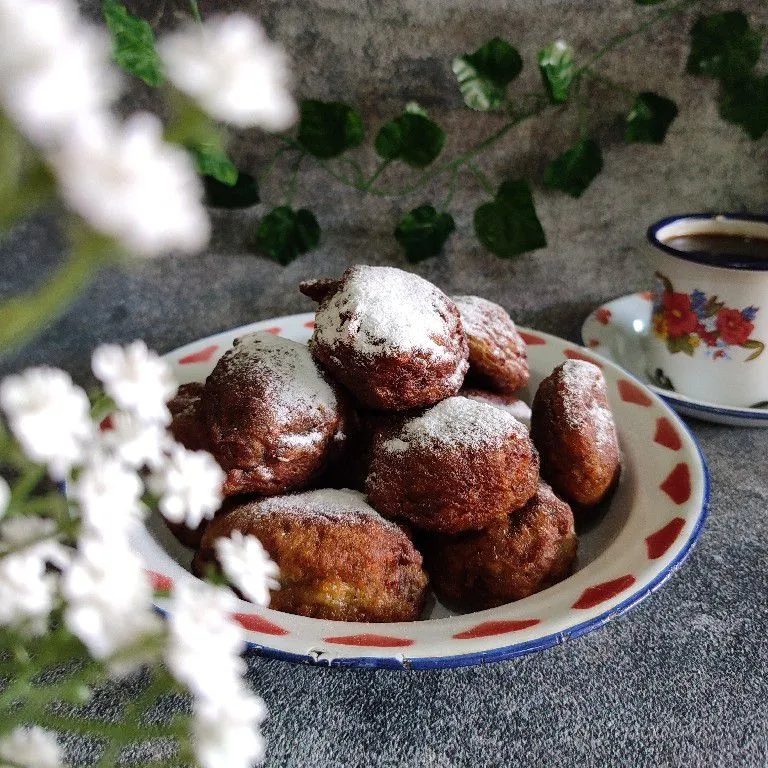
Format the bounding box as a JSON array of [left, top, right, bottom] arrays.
[[663, 233, 768, 260]]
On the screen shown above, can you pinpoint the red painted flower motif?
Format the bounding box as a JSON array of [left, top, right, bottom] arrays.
[[663, 292, 698, 337], [695, 323, 718, 347], [716, 308, 754, 346], [595, 308, 612, 325]]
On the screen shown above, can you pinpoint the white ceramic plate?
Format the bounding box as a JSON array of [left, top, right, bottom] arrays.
[[581, 293, 768, 427], [132, 313, 709, 669]]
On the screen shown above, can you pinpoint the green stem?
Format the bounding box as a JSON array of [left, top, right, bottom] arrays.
[[188, 0, 202, 23], [0, 221, 111, 354], [586, 69, 637, 98], [577, 0, 700, 73], [258, 146, 290, 189], [440, 166, 462, 210], [285, 154, 304, 206], [7, 464, 46, 512], [467, 162, 494, 195], [362, 159, 391, 191]]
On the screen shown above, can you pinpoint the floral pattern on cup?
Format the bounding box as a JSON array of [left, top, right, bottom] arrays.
[[651, 272, 765, 361]]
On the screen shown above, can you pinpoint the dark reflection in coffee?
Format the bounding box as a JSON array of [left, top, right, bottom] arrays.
[[663, 233, 768, 260]]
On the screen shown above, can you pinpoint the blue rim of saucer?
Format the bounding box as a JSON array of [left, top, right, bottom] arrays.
[[648, 212, 768, 271]]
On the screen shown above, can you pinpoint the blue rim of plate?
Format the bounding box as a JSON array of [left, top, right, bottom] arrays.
[[648, 212, 768, 272], [242, 370, 712, 671]]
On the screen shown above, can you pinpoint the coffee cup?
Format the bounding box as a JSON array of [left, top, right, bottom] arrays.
[[645, 213, 768, 408]]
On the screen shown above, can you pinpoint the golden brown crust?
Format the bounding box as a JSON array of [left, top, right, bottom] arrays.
[[365, 398, 539, 534], [201, 333, 348, 497], [422, 482, 577, 610], [453, 295, 529, 394], [530, 360, 621, 509], [306, 266, 469, 410], [193, 491, 429, 622]]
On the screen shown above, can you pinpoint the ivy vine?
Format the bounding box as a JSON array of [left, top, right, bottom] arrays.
[[104, 0, 767, 264]]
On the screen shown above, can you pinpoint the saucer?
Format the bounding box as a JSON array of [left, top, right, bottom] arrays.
[[581, 293, 768, 427]]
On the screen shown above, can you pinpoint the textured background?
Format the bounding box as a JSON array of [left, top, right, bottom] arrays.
[[3, 0, 768, 765]]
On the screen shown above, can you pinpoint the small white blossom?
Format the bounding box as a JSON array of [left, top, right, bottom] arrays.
[[0, 550, 56, 633], [159, 14, 296, 130], [149, 444, 224, 529], [0, 515, 70, 570], [165, 582, 245, 702], [50, 113, 209, 257], [0, 367, 93, 479], [193, 688, 267, 768], [0, 475, 9, 518], [101, 411, 170, 469], [63, 534, 162, 671], [0, 0, 119, 148], [215, 531, 279, 606], [71, 455, 145, 540], [0, 726, 62, 768], [92, 341, 177, 424]]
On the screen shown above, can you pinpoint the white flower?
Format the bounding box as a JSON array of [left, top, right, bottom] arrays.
[[0, 0, 119, 148], [215, 531, 279, 606], [71, 455, 145, 540], [0, 367, 93, 479], [0, 726, 62, 768], [0, 550, 56, 633], [101, 411, 170, 469], [159, 14, 296, 130], [149, 444, 224, 529], [193, 688, 267, 768], [92, 341, 177, 424], [50, 113, 209, 257], [165, 581, 245, 702], [0, 476, 9, 518], [0, 515, 70, 570], [63, 534, 162, 671]]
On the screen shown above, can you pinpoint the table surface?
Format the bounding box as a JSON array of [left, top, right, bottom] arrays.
[[2, 205, 768, 767]]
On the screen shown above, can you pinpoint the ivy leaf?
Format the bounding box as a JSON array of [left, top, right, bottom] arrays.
[[202, 172, 260, 209], [404, 101, 428, 117], [538, 41, 575, 103], [102, 0, 163, 86], [543, 138, 603, 198], [375, 113, 445, 168], [625, 92, 679, 144], [297, 100, 364, 159], [719, 74, 768, 140], [255, 206, 320, 265], [452, 38, 523, 111], [188, 144, 238, 186], [394, 205, 455, 262], [473, 179, 546, 259], [686, 12, 762, 82]]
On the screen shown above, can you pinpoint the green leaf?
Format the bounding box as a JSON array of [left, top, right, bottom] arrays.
[[742, 339, 765, 361], [202, 171, 260, 209], [375, 113, 445, 168], [538, 41, 575, 104], [188, 145, 238, 186], [404, 101, 428, 117], [394, 205, 455, 262], [255, 206, 320, 265], [719, 74, 768, 140], [625, 92, 679, 144], [543, 138, 603, 198], [452, 38, 523, 111], [686, 12, 762, 82], [102, 0, 163, 86], [703, 295, 725, 317], [473, 179, 547, 259], [297, 100, 364, 159]]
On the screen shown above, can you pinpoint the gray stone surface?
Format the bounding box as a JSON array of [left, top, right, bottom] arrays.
[[3, 0, 768, 765]]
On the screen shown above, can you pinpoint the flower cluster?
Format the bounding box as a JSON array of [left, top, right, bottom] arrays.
[[652, 273, 765, 361], [0, 0, 296, 259], [0, 340, 278, 767]]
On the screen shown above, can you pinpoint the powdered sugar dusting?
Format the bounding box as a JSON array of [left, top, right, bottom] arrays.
[[228, 332, 337, 423], [461, 391, 531, 427], [255, 488, 396, 527], [383, 396, 525, 453], [559, 360, 617, 450], [454, 295, 517, 342], [314, 266, 456, 360]]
